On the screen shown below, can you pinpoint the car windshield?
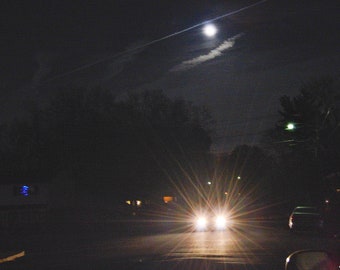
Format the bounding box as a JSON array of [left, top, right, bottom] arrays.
[[1, 0, 339, 269]]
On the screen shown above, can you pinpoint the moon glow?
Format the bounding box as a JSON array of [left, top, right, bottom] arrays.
[[203, 23, 217, 37]]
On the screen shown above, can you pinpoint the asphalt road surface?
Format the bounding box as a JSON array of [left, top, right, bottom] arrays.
[[2, 220, 339, 270]]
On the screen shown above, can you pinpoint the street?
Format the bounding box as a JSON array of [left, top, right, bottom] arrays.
[[2, 218, 339, 270]]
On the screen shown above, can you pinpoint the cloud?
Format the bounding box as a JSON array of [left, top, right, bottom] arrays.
[[170, 33, 244, 72]]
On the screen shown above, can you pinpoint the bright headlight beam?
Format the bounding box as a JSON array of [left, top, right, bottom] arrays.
[[196, 216, 208, 230], [215, 215, 227, 230]]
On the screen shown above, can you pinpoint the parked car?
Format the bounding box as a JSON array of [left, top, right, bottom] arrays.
[[285, 250, 339, 270], [288, 206, 324, 232]]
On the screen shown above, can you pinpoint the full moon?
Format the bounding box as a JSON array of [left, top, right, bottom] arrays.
[[203, 23, 217, 37]]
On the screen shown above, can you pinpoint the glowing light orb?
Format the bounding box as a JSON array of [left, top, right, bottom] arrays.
[[286, 123, 296, 130], [196, 216, 208, 230], [20, 185, 30, 196], [215, 215, 227, 229], [203, 23, 217, 37]]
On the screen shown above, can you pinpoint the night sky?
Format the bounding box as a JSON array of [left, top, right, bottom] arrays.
[[1, 0, 340, 152]]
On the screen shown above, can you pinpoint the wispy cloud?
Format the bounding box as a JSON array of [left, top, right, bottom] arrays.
[[170, 33, 244, 72]]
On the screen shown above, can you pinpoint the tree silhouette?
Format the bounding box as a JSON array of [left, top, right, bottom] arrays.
[[0, 88, 214, 203], [266, 78, 340, 203]]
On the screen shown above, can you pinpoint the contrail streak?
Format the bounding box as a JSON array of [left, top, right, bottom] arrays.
[[41, 0, 268, 84]]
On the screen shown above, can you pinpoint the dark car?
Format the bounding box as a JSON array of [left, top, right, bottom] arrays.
[[288, 206, 324, 232]]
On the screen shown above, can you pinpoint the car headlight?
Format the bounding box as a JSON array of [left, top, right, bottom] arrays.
[[215, 215, 227, 230], [195, 216, 208, 230]]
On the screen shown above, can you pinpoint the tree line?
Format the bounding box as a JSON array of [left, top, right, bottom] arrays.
[[0, 88, 214, 201], [0, 77, 339, 206]]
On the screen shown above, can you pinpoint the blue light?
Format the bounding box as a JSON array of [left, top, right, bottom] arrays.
[[20, 185, 30, 196]]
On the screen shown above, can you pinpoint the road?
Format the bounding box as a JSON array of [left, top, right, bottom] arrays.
[[2, 219, 339, 269]]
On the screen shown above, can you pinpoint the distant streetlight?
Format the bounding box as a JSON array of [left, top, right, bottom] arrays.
[[285, 122, 296, 131], [207, 181, 212, 185]]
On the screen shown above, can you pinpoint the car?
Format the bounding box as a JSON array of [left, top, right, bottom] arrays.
[[193, 210, 232, 231], [288, 206, 324, 232], [285, 250, 339, 270]]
